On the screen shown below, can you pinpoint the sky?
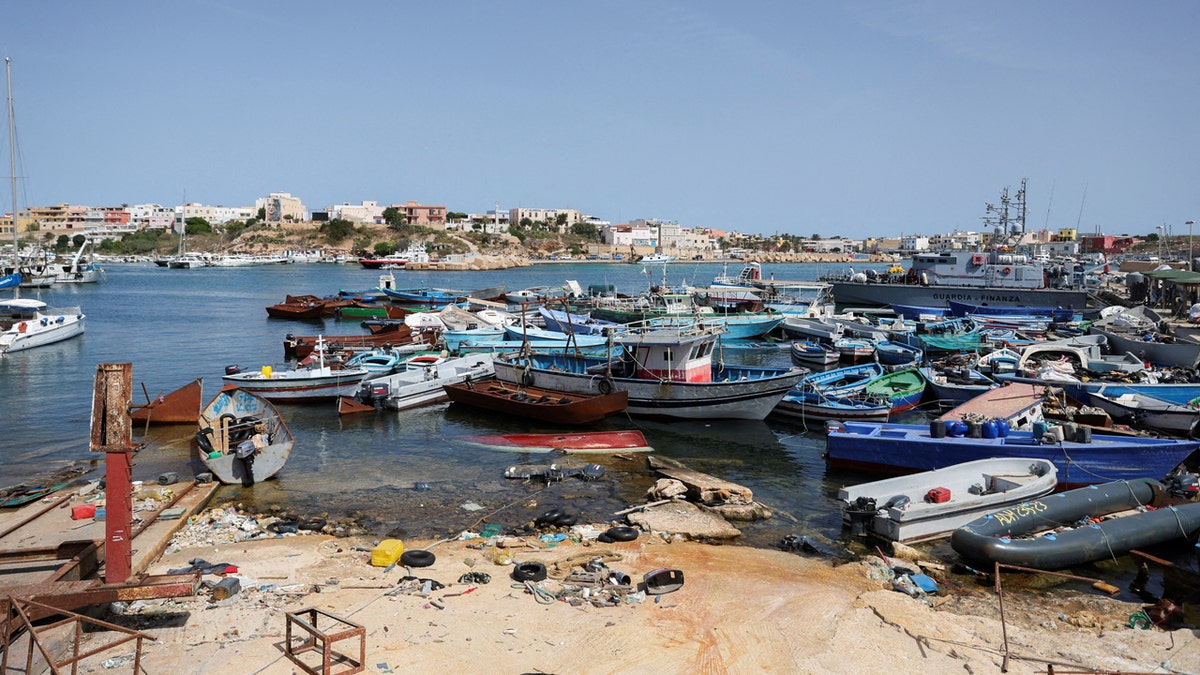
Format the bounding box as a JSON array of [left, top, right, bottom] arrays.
[[1, 1, 1197, 238]]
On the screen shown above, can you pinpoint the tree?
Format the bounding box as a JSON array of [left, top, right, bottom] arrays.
[[257, 207, 266, 220], [54, 234, 70, 252], [383, 207, 407, 229], [319, 218, 355, 244], [373, 241, 396, 256], [555, 213, 568, 229], [185, 217, 212, 235], [571, 222, 599, 240], [72, 234, 86, 249]]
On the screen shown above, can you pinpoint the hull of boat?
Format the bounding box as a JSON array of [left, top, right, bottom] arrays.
[[131, 378, 204, 425], [222, 368, 368, 401], [772, 394, 890, 423], [493, 357, 805, 420], [950, 479, 1200, 570], [0, 313, 85, 353], [840, 457, 1058, 543], [355, 354, 495, 411], [830, 281, 1089, 310], [1090, 327, 1200, 367], [443, 379, 629, 425], [825, 421, 1200, 488], [195, 386, 294, 485], [462, 430, 652, 453]]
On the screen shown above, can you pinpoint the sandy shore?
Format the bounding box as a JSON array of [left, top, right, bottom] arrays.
[[86, 512, 1197, 675]]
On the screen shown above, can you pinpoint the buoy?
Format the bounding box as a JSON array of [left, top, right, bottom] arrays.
[[1003, 267, 1012, 275], [16, 322, 26, 333]]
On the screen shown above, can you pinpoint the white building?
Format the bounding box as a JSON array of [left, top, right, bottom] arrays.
[[900, 236, 930, 252], [328, 200, 385, 225], [256, 192, 307, 223], [510, 208, 582, 232], [176, 203, 255, 227], [125, 204, 177, 230]]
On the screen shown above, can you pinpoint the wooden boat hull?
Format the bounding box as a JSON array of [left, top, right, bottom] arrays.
[[789, 341, 839, 366], [863, 368, 925, 414], [919, 367, 996, 406], [443, 380, 628, 425], [950, 478, 1200, 570], [840, 457, 1058, 543], [772, 391, 891, 423], [462, 430, 653, 453], [826, 421, 1200, 488], [800, 363, 885, 398], [131, 378, 203, 425], [195, 386, 294, 485]]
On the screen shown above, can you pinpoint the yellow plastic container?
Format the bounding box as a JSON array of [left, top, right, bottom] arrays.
[[261, 365, 273, 378], [371, 539, 405, 567]]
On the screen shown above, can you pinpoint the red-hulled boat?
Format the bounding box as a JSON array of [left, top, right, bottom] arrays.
[[462, 430, 652, 453]]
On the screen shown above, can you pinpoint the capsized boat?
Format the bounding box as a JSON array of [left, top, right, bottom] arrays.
[[443, 379, 629, 425], [194, 385, 295, 486], [950, 473, 1200, 570], [825, 420, 1200, 488], [131, 378, 204, 425], [840, 457, 1057, 543], [462, 430, 653, 454]]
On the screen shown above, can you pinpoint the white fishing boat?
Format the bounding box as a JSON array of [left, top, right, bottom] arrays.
[[839, 457, 1058, 543], [221, 336, 370, 401]]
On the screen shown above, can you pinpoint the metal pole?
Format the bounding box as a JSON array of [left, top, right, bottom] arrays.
[[1188, 220, 1195, 272]]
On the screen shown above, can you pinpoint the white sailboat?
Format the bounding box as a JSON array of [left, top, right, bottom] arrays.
[[0, 58, 84, 354]]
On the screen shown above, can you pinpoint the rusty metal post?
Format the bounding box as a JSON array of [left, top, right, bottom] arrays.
[[91, 363, 137, 585]]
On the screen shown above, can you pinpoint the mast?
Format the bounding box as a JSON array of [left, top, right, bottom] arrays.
[[6, 57, 19, 299]]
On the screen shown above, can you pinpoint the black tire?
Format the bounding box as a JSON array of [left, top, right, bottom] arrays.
[[298, 518, 326, 531], [554, 512, 578, 527], [511, 561, 547, 582], [521, 369, 534, 387], [401, 549, 436, 568], [605, 526, 639, 542], [598, 377, 614, 395], [267, 520, 299, 534], [535, 508, 564, 526]]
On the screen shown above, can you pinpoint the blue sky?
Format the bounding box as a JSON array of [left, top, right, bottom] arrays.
[[1, 2, 1197, 238]]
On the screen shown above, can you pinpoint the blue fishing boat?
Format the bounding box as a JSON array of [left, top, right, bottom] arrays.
[[948, 300, 1074, 323], [951, 475, 1200, 570], [772, 390, 890, 424], [890, 304, 950, 320], [0, 273, 20, 290], [834, 336, 875, 361], [790, 340, 839, 366], [863, 368, 926, 413], [799, 363, 885, 398], [994, 373, 1200, 408], [875, 341, 923, 366], [381, 287, 466, 307], [443, 325, 506, 353], [825, 421, 1200, 488]]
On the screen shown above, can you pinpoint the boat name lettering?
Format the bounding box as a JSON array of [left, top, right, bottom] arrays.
[[989, 501, 1049, 527], [931, 293, 1022, 302]]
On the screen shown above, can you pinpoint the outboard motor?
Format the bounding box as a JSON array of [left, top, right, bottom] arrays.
[[1166, 473, 1200, 500], [844, 496, 878, 537], [225, 365, 241, 375]]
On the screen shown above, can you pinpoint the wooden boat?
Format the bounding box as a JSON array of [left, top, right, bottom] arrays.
[[950, 476, 1200, 570], [834, 337, 875, 361], [492, 320, 806, 420], [443, 379, 629, 425], [825, 420, 1200, 488], [461, 430, 653, 454], [799, 363, 885, 398], [1088, 387, 1199, 437], [342, 353, 495, 413], [335, 303, 410, 320], [538, 306, 624, 335], [862, 368, 925, 413], [195, 385, 294, 485], [772, 390, 891, 424], [344, 347, 407, 376], [131, 378, 204, 425], [919, 366, 996, 406], [381, 287, 466, 307], [839, 457, 1058, 543], [789, 340, 839, 366], [224, 336, 370, 402], [875, 341, 922, 366], [283, 323, 431, 359]]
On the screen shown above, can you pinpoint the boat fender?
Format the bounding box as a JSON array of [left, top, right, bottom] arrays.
[[194, 430, 215, 455], [16, 322, 25, 333], [521, 368, 534, 387], [598, 377, 614, 395], [512, 561, 547, 582], [401, 549, 436, 568]]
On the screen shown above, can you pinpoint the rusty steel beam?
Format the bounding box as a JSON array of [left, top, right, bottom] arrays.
[[92, 363, 138, 586]]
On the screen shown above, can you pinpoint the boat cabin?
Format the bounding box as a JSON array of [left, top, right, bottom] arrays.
[[0, 299, 47, 330], [615, 324, 721, 383]]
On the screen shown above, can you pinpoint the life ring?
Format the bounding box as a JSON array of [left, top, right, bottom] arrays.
[[598, 377, 614, 395], [1003, 267, 1012, 275], [511, 561, 547, 582], [401, 549, 436, 568], [16, 322, 25, 333]]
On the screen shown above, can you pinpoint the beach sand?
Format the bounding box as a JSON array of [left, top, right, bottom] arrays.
[[99, 519, 1198, 675]]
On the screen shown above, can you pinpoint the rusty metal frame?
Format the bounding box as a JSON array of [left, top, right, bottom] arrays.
[[285, 607, 366, 675], [0, 596, 155, 674]]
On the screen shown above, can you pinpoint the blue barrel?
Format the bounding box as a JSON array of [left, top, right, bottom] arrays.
[[995, 419, 1010, 437], [981, 421, 998, 439], [1031, 421, 1047, 439]]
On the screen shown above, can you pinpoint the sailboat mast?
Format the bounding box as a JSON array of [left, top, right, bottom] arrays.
[[6, 57, 20, 299]]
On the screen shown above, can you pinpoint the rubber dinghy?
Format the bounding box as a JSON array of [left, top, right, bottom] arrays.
[[950, 474, 1200, 570]]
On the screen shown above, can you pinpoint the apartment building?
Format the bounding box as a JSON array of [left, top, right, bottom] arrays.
[[256, 192, 307, 223]]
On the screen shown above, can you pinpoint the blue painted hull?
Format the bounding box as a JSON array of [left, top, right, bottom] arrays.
[[948, 300, 1074, 323], [919, 367, 997, 405], [799, 363, 884, 397], [890, 304, 950, 320], [876, 341, 922, 366], [995, 373, 1200, 407], [826, 421, 1200, 488]]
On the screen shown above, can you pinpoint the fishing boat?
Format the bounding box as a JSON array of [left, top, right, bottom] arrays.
[[919, 366, 996, 406], [0, 273, 19, 290], [0, 299, 85, 354], [799, 362, 885, 398], [639, 252, 675, 264], [443, 379, 629, 425], [834, 337, 875, 361], [950, 474, 1200, 570], [194, 385, 295, 486], [283, 323, 432, 360], [223, 336, 370, 401], [265, 299, 326, 320], [492, 319, 806, 420], [839, 457, 1058, 543], [947, 300, 1074, 323], [538, 306, 624, 336], [1087, 387, 1199, 437], [381, 287, 466, 307], [890, 304, 951, 321], [461, 430, 653, 454], [344, 347, 409, 377], [875, 341, 923, 367], [789, 340, 839, 366], [341, 353, 495, 413], [825, 420, 1200, 488], [771, 390, 891, 424], [862, 368, 925, 413], [131, 378, 204, 425], [825, 181, 1090, 310], [53, 239, 104, 284]]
